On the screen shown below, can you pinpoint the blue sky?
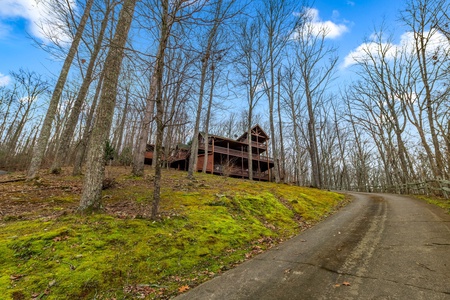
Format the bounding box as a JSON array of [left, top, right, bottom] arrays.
[[0, 0, 406, 87]]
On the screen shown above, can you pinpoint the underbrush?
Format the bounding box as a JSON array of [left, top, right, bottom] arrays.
[[0, 167, 347, 299]]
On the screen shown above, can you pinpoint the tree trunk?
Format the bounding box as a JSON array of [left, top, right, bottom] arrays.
[[247, 116, 253, 180], [132, 75, 156, 176], [72, 71, 103, 176], [202, 61, 216, 173], [267, 47, 280, 183], [114, 87, 129, 155], [151, 0, 173, 218], [417, 35, 445, 178], [276, 68, 286, 182], [51, 3, 109, 173], [27, 0, 94, 179], [78, 0, 136, 213], [187, 0, 223, 179]]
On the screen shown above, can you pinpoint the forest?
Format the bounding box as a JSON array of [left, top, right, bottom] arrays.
[[0, 0, 449, 216]]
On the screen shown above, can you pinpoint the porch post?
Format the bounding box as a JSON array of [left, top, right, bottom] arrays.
[[211, 138, 214, 174], [266, 140, 270, 182]]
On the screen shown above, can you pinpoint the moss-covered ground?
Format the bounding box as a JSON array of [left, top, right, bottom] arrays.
[[0, 167, 347, 299], [415, 195, 450, 213]]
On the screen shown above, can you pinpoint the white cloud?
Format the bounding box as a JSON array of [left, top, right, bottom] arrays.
[[342, 41, 397, 68], [302, 8, 349, 40], [0, 0, 45, 40], [399, 31, 448, 55], [0, 73, 11, 86], [0, 0, 75, 43], [343, 30, 449, 68], [347, 1, 356, 6]]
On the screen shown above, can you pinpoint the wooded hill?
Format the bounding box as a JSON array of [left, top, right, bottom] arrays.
[[0, 0, 448, 216]]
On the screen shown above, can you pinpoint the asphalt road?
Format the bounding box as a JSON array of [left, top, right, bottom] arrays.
[[175, 192, 450, 300]]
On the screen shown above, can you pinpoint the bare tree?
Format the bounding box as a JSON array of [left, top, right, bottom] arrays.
[[72, 71, 103, 175], [0, 86, 16, 144], [276, 67, 287, 182], [401, 0, 450, 179], [258, 0, 302, 183], [0, 70, 48, 167], [132, 0, 201, 177], [51, 1, 112, 174], [131, 69, 156, 176], [27, 0, 94, 179], [151, 0, 199, 218], [79, 0, 137, 213], [234, 18, 266, 180], [291, 9, 338, 188], [280, 60, 304, 185], [187, 0, 236, 179]]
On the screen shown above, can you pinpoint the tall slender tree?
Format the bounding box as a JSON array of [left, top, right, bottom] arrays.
[[27, 0, 94, 179], [258, 0, 302, 183], [51, 1, 112, 174], [151, 0, 184, 218], [234, 18, 266, 180], [79, 0, 137, 213], [401, 0, 449, 179], [292, 8, 338, 188], [188, 0, 235, 179]]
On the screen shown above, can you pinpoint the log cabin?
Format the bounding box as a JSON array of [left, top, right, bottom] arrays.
[[145, 124, 274, 181]]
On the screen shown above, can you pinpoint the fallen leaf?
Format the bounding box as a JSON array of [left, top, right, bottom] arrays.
[[31, 293, 41, 299], [10, 274, 24, 281], [343, 281, 351, 286], [178, 285, 190, 293], [333, 284, 341, 288]]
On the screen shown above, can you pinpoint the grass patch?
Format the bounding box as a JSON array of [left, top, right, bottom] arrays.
[[0, 167, 347, 299], [415, 195, 450, 213]]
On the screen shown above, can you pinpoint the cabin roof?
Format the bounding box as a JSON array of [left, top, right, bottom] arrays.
[[236, 124, 270, 142], [200, 124, 269, 144], [199, 132, 239, 144]]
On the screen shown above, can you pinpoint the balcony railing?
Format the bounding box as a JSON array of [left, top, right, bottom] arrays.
[[238, 139, 267, 149], [199, 143, 273, 163]]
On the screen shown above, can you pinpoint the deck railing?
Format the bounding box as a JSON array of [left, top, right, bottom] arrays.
[[199, 143, 273, 163], [237, 139, 267, 149]]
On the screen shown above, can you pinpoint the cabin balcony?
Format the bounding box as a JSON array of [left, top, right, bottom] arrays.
[[198, 143, 273, 163], [237, 139, 267, 149]]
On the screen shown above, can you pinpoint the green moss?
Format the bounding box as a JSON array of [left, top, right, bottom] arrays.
[[0, 170, 347, 299], [47, 196, 77, 203], [415, 195, 450, 213]]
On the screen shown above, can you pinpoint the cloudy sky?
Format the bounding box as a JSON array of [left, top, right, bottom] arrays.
[[0, 0, 406, 87]]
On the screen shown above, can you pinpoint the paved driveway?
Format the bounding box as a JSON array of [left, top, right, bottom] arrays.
[[175, 192, 450, 300]]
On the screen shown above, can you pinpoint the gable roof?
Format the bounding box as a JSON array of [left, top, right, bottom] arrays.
[[236, 124, 270, 142]]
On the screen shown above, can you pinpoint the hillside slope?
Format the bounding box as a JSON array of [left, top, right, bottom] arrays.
[[0, 167, 348, 299]]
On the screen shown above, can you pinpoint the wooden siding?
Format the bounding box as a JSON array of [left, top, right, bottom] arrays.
[[144, 124, 274, 181], [196, 154, 214, 172]]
